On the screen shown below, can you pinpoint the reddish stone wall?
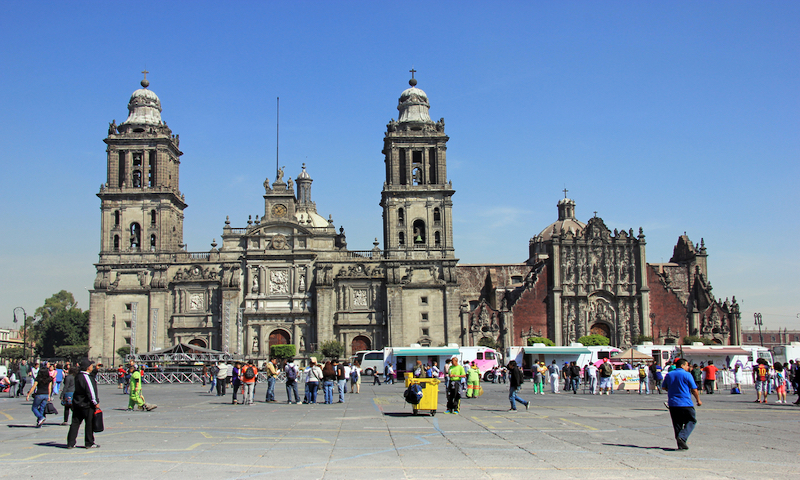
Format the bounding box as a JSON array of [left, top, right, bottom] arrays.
[[510, 264, 549, 346], [647, 266, 689, 341]]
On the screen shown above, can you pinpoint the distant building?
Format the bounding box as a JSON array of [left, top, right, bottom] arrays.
[[0, 328, 23, 356], [458, 197, 742, 349], [741, 328, 800, 349]]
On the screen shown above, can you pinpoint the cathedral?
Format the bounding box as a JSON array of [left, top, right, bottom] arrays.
[[88, 74, 741, 364], [89, 74, 461, 363]]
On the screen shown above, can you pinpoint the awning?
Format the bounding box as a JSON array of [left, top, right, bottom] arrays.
[[522, 347, 591, 355], [680, 346, 750, 356], [392, 347, 460, 357]]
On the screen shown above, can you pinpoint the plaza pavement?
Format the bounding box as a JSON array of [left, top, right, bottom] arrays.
[[0, 378, 797, 480]]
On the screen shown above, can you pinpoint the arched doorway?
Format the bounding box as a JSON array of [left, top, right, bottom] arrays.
[[269, 329, 291, 349], [188, 338, 207, 349], [351, 335, 371, 354], [590, 323, 611, 338]]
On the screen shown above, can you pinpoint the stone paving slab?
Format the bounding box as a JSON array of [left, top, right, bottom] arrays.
[[0, 380, 798, 479]]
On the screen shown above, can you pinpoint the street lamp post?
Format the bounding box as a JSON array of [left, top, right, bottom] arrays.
[[12, 307, 27, 360], [754, 312, 764, 347]]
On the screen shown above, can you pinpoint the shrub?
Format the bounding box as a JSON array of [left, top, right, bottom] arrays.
[[527, 336, 555, 346], [577, 334, 610, 346], [270, 344, 296, 359], [320, 340, 345, 360]]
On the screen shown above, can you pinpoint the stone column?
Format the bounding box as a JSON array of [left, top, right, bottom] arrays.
[[293, 322, 301, 357]]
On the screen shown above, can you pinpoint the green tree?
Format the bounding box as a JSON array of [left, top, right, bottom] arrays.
[[527, 336, 555, 346], [320, 340, 345, 360], [34, 308, 90, 358], [54, 345, 91, 361], [117, 346, 138, 360], [34, 290, 78, 323], [577, 334, 610, 346], [270, 344, 296, 359], [683, 335, 712, 345], [1, 346, 25, 360]]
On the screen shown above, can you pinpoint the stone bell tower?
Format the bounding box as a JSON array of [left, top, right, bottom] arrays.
[[98, 72, 186, 256], [381, 72, 455, 260]]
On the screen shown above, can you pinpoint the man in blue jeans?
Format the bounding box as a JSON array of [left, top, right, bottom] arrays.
[[662, 358, 702, 450], [333, 359, 346, 403], [265, 358, 278, 402], [284, 359, 300, 404]]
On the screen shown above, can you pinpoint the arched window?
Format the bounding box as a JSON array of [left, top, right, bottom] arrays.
[[434, 231, 441, 246], [398, 208, 405, 225], [113, 235, 120, 251], [114, 210, 120, 226], [132, 170, 142, 188], [433, 208, 441, 224], [412, 220, 426, 244], [150, 210, 157, 225], [130, 223, 141, 249], [398, 232, 405, 245], [150, 234, 156, 251]]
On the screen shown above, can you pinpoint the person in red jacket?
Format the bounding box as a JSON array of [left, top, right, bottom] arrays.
[[702, 361, 718, 394]]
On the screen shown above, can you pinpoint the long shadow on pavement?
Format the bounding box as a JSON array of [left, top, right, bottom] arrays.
[[603, 443, 677, 452]]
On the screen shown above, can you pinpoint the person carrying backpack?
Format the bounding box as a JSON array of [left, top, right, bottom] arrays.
[[240, 361, 257, 405], [350, 361, 361, 394], [638, 363, 650, 395], [285, 359, 300, 404], [598, 359, 613, 395]]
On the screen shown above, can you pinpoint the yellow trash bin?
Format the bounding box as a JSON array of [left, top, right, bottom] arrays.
[[409, 378, 440, 416], [404, 372, 414, 387]]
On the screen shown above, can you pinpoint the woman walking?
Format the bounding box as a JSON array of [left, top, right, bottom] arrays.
[[60, 365, 78, 425], [26, 368, 53, 427], [306, 359, 322, 404], [507, 360, 529, 411]]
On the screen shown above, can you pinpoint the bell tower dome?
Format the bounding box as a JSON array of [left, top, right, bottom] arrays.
[[380, 73, 455, 260], [98, 73, 186, 255]]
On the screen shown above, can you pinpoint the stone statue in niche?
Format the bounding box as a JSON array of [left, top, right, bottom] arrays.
[[251, 269, 259, 293], [300, 335, 306, 352], [298, 274, 306, 292], [252, 336, 259, 353]]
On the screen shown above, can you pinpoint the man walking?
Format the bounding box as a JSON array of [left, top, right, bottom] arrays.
[[638, 363, 650, 395], [445, 356, 465, 414], [265, 358, 279, 402], [569, 362, 581, 394], [16, 360, 28, 397], [215, 362, 228, 396], [662, 358, 701, 450], [66, 359, 100, 449], [507, 360, 529, 411]]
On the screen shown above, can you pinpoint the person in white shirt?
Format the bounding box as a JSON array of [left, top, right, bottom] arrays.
[[586, 364, 599, 394]]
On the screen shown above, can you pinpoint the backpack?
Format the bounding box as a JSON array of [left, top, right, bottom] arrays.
[[404, 383, 423, 405], [244, 366, 255, 380], [286, 364, 297, 381], [638, 367, 646, 379], [756, 364, 768, 382], [350, 368, 358, 381], [600, 363, 613, 376]]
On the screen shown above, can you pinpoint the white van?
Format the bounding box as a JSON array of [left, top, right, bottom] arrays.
[[353, 350, 384, 376]]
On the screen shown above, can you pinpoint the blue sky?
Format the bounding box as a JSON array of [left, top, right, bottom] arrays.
[[1, 1, 797, 331]]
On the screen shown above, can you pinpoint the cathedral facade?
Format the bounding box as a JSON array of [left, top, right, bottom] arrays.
[[88, 75, 742, 364], [457, 197, 742, 349], [88, 75, 461, 364]]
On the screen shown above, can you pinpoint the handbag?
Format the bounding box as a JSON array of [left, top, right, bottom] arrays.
[[93, 408, 104, 433], [44, 401, 58, 415], [61, 392, 74, 406]]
